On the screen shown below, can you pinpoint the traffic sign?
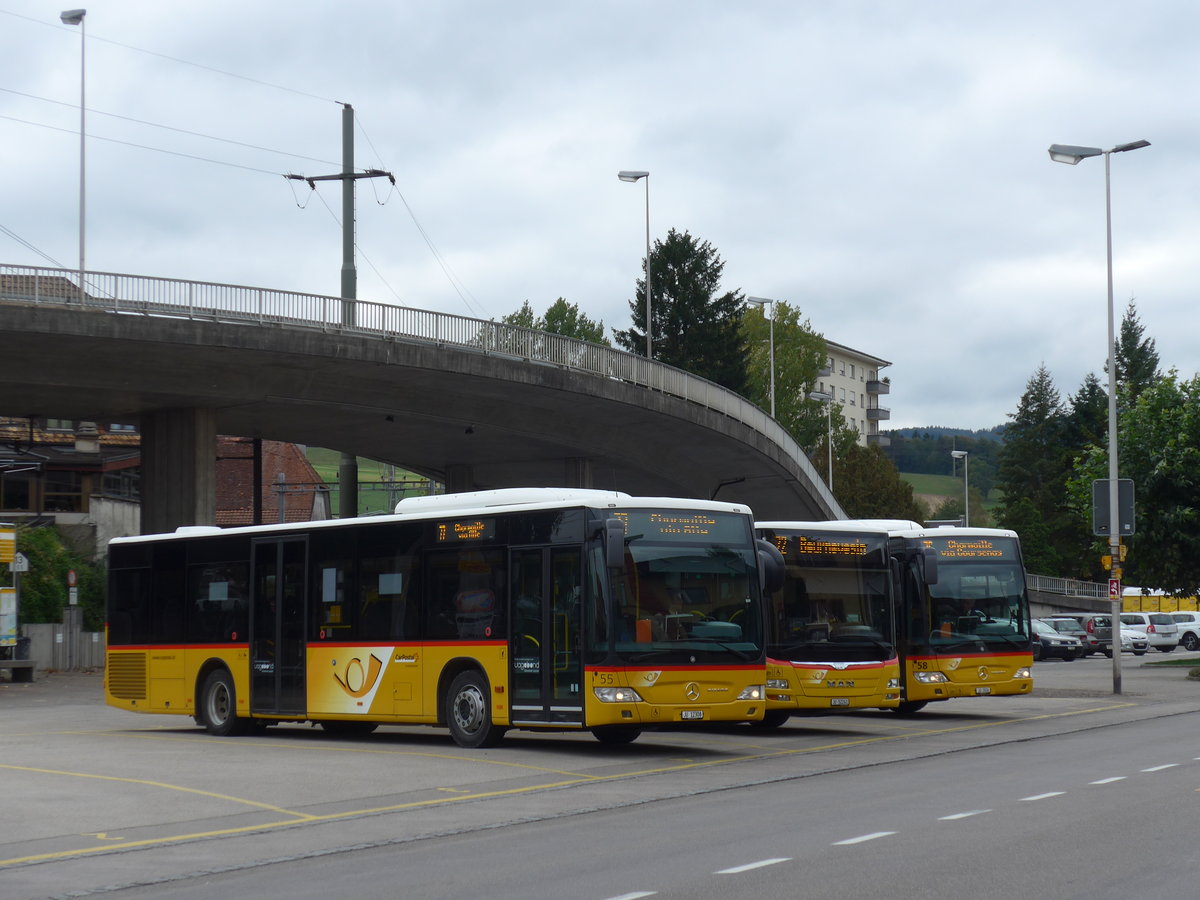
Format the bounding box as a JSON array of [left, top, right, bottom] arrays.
[[9, 551, 29, 573], [1108, 578, 1121, 600]]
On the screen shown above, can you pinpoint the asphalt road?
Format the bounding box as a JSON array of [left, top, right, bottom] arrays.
[[2, 652, 1197, 899]]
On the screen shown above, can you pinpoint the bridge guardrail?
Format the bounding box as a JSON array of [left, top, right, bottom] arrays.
[[0, 264, 835, 512], [1026, 573, 1109, 600]]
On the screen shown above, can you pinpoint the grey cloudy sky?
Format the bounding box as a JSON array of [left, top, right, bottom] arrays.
[[3, 1, 1197, 431]]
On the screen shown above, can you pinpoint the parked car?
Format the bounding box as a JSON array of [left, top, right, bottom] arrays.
[[1042, 613, 1112, 657], [1119, 612, 1178, 653], [1118, 627, 1149, 655], [1169, 611, 1200, 652], [1039, 617, 1100, 657], [1031, 620, 1081, 661]]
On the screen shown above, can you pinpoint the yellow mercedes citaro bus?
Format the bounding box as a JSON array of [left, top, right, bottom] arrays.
[[754, 521, 902, 725], [885, 524, 1033, 713], [106, 489, 777, 747]]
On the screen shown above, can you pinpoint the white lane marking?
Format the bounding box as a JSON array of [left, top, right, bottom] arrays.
[[832, 831, 896, 845], [604, 893, 657, 900], [939, 809, 991, 820], [715, 858, 792, 874], [1019, 792, 1065, 801], [1142, 764, 1179, 772], [1090, 777, 1127, 784]]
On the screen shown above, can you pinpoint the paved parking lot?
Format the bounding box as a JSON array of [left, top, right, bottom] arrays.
[[3, 655, 1198, 898]]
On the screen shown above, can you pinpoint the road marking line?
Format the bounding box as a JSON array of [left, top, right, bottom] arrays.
[[833, 831, 896, 845], [1019, 792, 1065, 801], [1090, 777, 1126, 784], [716, 858, 791, 874], [1141, 764, 1179, 772], [939, 810, 990, 820], [603, 893, 657, 900]]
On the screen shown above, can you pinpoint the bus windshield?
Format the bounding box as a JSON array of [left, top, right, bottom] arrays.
[[921, 535, 1030, 651], [763, 529, 895, 663], [601, 510, 763, 663]]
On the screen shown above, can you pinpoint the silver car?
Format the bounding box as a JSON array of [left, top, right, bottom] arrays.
[[1169, 612, 1200, 652], [1118, 627, 1149, 656], [1119, 612, 1178, 653]]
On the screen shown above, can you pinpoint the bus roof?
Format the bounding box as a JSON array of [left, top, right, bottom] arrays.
[[111, 489, 754, 545], [756, 519, 922, 535]]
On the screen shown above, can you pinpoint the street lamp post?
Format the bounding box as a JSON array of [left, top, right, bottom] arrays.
[[951, 450, 969, 526], [61, 8, 87, 303], [746, 297, 776, 417], [808, 391, 834, 492], [1049, 138, 1149, 696], [617, 170, 652, 358]]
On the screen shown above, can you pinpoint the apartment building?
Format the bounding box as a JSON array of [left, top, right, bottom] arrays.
[[813, 341, 891, 447]]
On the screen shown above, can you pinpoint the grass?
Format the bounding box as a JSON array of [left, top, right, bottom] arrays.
[[1143, 655, 1200, 667], [305, 447, 438, 516]]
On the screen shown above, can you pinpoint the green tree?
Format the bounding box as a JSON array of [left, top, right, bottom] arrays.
[[739, 301, 829, 450], [1114, 299, 1160, 400], [15, 526, 105, 631], [1066, 371, 1108, 449], [1070, 371, 1200, 593], [614, 228, 747, 393], [503, 298, 609, 344], [932, 486, 991, 527], [835, 443, 926, 522]]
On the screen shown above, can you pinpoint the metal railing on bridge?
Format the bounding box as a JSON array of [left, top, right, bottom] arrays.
[[0, 264, 831, 506], [1026, 573, 1109, 600]]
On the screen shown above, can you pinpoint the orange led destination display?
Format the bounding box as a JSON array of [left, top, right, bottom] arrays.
[[611, 510, 747, 542], [436, 518, 496, 543], [921, 537, 1016, 560]]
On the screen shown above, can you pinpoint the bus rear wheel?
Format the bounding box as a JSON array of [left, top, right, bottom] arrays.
[[446, 670, 506, 749], [199, 669, 246, 736]]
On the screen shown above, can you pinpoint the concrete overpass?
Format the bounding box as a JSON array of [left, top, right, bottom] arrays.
[[0, 264, 841, 532]]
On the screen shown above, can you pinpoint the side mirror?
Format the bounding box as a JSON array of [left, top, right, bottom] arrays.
[[922, 550, 939, 586], [756, 538, 785, 595], [604, 518, 626, 571]]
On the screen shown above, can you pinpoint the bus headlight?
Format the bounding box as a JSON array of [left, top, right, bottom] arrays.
[[737, 685, 764, 701], [887, 678, 901, 689], [913, 671, 949, 684], [1015, 666, 1032, 678], [766, 678, 790, 690], [593, 687, 644, 703]]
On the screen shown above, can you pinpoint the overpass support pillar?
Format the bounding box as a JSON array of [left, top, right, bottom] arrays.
[[564, 458, 594, 489], [140, 408, 217, 534], [445, 464, 476, 494]]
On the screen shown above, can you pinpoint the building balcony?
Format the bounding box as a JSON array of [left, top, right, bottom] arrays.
[[867, 433, 891, 448], [866, 380, 890, 394], [866, 406, 891, 421]]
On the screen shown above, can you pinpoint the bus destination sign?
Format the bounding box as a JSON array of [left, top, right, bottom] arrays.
[[436, 519, 496, 543], [921, 537, 1016, 560]]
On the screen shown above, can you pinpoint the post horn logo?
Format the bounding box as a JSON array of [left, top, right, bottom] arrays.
[[334, 653, 385, 698]]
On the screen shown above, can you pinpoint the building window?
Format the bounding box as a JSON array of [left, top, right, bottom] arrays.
[[839, 388, 846, 403], [850, 364, 855, 378], [45, 419, 73, 432]]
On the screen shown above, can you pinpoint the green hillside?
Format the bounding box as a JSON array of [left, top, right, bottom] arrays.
[[305, 448, 438, 516]]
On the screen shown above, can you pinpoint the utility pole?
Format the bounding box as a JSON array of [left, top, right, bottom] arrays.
[[286, 103, 394, 518]]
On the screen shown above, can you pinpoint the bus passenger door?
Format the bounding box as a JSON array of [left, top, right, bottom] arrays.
[[251, 537, 307, 716], [510, 547, 583, 726]]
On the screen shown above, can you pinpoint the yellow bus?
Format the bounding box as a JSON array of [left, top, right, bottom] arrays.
[[105, 488, 774, 747], [885, 524, 1033, 713], [754, 521, 902, 724]]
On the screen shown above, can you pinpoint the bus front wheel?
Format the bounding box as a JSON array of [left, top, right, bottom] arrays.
[[199, 669, 246, 736], [893, 700, 927, 716], [446, 670, 506, 749], [591, 725, 642, 744], [753, 710, 791, 728]]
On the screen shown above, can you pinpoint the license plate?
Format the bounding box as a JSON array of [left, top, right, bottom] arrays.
[[681, 710, 704, 720], [830, 697, 850, 707], [975, 687, 992, 695]]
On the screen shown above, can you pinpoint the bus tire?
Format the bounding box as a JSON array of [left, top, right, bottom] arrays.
[[893, 700, 927, 715], [591, 725, 642, 745], [753, 710, 791, 728], [199, 669, 246, 736], [446, 670, 506, 748]]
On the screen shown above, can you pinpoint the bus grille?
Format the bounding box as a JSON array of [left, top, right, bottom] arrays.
[[108, 652, 148, 700]]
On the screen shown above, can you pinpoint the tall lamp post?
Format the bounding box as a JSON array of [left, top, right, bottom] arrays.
[[617, 170, 652, 358], [950, 450, 969, 526], [61, 8, 87, 303], [808, 391, 834, 492], [746, 296, 776, 417], [1049, 137, 1150, 696]]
